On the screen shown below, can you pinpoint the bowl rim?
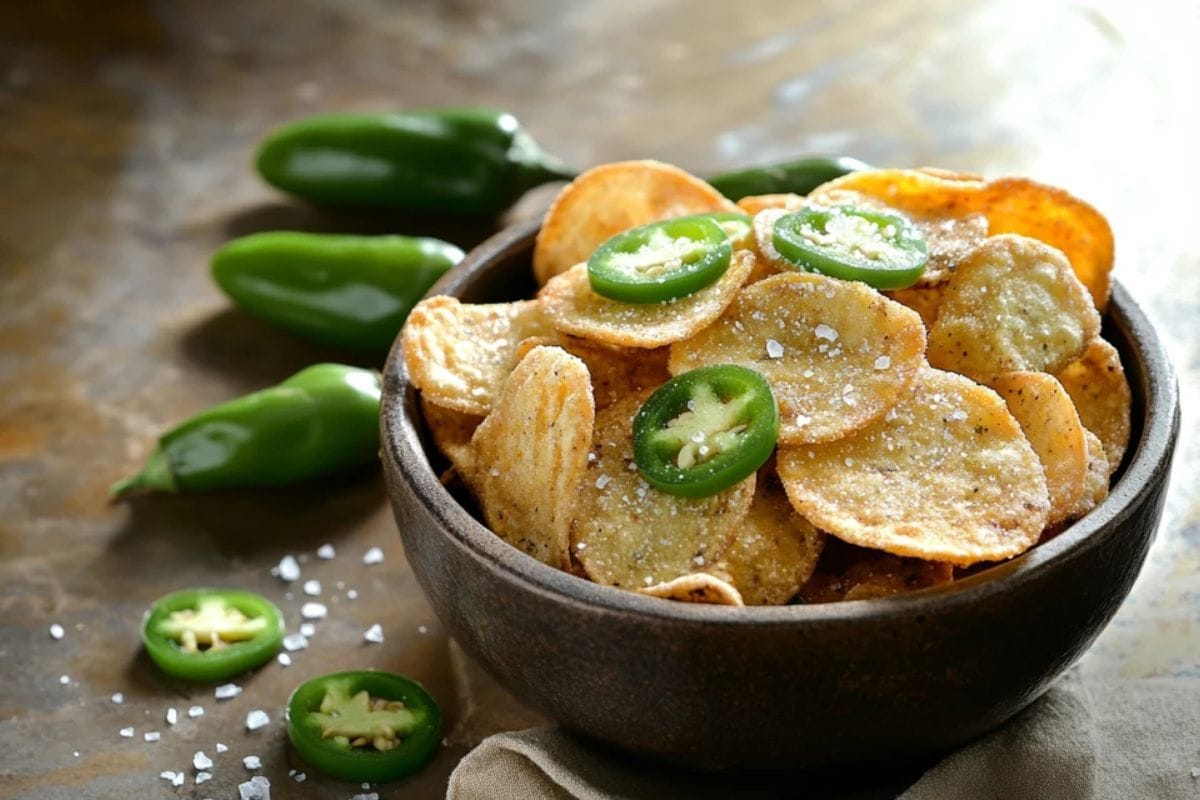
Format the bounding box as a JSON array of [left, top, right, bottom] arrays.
[[382, 219, 1180, 627]]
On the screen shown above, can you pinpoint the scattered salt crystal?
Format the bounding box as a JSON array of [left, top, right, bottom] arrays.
[[214, 683, 242, 700], [238, 775, 271, 800], [165, 707, 179, 726], [277, 653, 291, 667], [161, 770, 181, 785], [346, 589, 358, 600], [586, 452, 597, 462], [814, 323, 839, 341], [282, 633, 308, 652], [58, 674, 70, 685], [364, 624, 384, 644], [874, 355, 891, 370], [119, 726, 134, 738], [216, 743, 228, 753], [49, 624, 65, 640], [316, 544, 335, 560], [144, 731, 161, 742], [111, 693, 124, 705], [595, 474, 611, 490], [300, 602, 327, 620], [575, 542, 588, 551], [245, 709, 270, 731], [845, 458, 855, 467], [802, 369, 814, 378], [362, 547, 384, 565], [243, 755, 262, 770], [643, 576, 654, 586], [418, 625, 428, 635], [488, 467, 501, 477], [303, 579, 321, 596], [949, 409, 968, 421], [351, 794, 379, 800], [275, 555, 301, 582], [299, 623, 316, 637], [196, 771, 212, 784], [765, 338, 784, 359], [1190, 766, 1200, 778], [188, 705, 204, 719], [693, 555, 706, 566], [293, 772, 306, 782], [193, 751, 213, 770]]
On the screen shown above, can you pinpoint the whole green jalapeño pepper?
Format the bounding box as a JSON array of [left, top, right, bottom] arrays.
[[212, 232, 463, 353], [255, 107, 575, 215], [708, 156, 870, 201], [110, 364, 381, 498]]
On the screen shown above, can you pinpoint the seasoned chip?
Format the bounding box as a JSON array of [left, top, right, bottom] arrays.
[[571, 392, 754, 588], [884, 285, 944, 329], [638, 572, 745, 606], [532, 160, 735, 286], [797, 540, 954, 603], [737, 193, 804, 216], [467, 346, 595, 569], [420, 396, 482, 476], [927, 234, 1100, 380], [402, 297, 555, 415], [716, 472, 825, 605], [1054, 339, 1131, 476], [917, 166, 985, 182], [514, 336, 670, 412], [989, 372, 1088, 525], [777, 366, 1050, 566], [669, 272, 927, 444], [538, 249, 755, 349], [1067, 428, 1111, 520]]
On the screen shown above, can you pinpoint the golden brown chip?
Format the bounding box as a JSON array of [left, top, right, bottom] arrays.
[[917, 166, 985, 182], [1067, 428, 1111, 520], [989, 372, 1088, 526], [716, 473, 825, 605], [532, 160, 735, 286], [777, 366, 1050, 566], [736, 193, 804, 215], [402, 297, 555, 415], [1054, 339, 1131, 476], [514, 336, 670, 412], [927, 234, 1101, 380], [538, 249, 755, 349], [638, 572, 745, 606], [669, 272, 927, 444], [884, 285, 944, 329], [797, 540, 954, 603], [571, 392, 755, 588], [467, 346, 595, 569], [420, 396, 482, 476]]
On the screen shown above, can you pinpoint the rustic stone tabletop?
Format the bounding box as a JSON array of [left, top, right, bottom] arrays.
[[1, 2, 1196, 798]]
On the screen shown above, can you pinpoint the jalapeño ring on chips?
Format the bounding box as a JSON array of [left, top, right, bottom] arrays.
[[772, 205, 928, 290], [587, 216, 734, 304], [633, 365, 778, 498]]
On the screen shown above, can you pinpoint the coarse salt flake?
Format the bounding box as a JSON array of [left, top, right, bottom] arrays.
[[814, 323, 839, 341], [275, 555, 301, 582], [166, 707, 178, 726], [188, 705, 204, 718], [299, 623, 316, 637], [363, 624, 384, 644], [765, 338, 784, 359], [316, 543, 335, 559], [243, 755, 262, 770], [58, 675, 70, 685], [874, 355, 891, 370], [196, 771, 212, 784], [282, 633, 308, 652], [49, 624, 65, 640], [351, 794, 379, 800], [144, 731, 161, 742], [214, 683, 242, 700], [238, 775, 270, 800], [300, 602, 326, 620], [193, 751, 213, 770], [950, 409, 968, 421], [245, 709, 270, 731], [216, 742, 228, 753], [119, 726, 134, 738], [595, 474, 611, 490], [277, 653, 291, 667], [362, 547, 384, 565], [111, 693, 124, 705], [346, 589, 358, 600], [303, 579, 321, 596]]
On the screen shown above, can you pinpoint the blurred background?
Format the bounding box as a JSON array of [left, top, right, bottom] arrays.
[[1, 1, 1197, 798]]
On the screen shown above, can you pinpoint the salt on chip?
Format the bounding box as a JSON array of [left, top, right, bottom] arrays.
[[538, 249, 755, 349], [989, 372, 1088, 526], [420, 396, 482, 476], [638, 572, 745, 606], [515, 335, 670, 412], [532, 160, 735, 286], [716, 472, 824, 605], [1054, 338, 1131, 476], [467, 346, 594, 569], [737, 193, 804, 216], [669, 272, 927, 444], [777, 366, 1050, 566], [927, 234, 1100, 380], [884, 285, 944, 329], [797, 541, 954, 604], [402, 297, 555, 415], [571, 392, 754, 588]]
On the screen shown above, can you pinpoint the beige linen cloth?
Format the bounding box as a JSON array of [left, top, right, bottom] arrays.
[[447, 671, 1200, 800]]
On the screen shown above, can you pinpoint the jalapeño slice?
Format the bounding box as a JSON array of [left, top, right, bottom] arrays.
[[286, 670, 442, 783], [633, 365, 778, 498], [141, 588, 284, 682], [772, 205, 928, 290], [587, 216, 733, 304]]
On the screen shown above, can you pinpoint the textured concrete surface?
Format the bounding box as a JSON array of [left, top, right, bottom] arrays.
[[0, 1, 1197, 798]]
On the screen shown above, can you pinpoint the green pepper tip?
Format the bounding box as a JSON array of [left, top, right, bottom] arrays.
[[110, 446, 177, 499]]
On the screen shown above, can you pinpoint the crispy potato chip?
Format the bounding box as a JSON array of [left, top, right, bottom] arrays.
[[777, 367, 1050, 566], [571, 392, 755, 588], [737, 193, 804, 216], [514, 336, 670, 412], [975, 177, 1114, 310], [402, 297, 555, 415], [1067, 428, 1111, 520], [669, 272, 927, 444], [467, 346, 595, 569], [989, 372, 1088, 525], [532, 160, 735, 286], [884, 285, 944, 329], [917, 166, 985, 182], [1054, 339, 1131, 476], [638, 572, 745, 606], [927, 234, 1101, 380], [420, 396, 482, 476], [797, 540, 954, 603], [538, 249, 755, 349], [716, 472, 825, 605]]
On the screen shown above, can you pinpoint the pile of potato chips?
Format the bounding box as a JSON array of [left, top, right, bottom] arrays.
[[401, 160, 1130, 606]]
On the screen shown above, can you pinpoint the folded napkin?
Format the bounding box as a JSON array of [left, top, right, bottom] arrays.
[[447, 671, 1200, 800]]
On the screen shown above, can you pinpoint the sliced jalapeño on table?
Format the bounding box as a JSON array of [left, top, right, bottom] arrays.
[[286, 670, 442, 782], [587, 215, 734, 304], [141, 589, 284, 682], [772, 205, 928, 290], [633, 365, 779, 498]]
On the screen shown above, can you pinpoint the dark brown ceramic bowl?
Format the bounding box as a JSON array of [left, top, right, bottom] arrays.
[[381, 220, 1179, 770]]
